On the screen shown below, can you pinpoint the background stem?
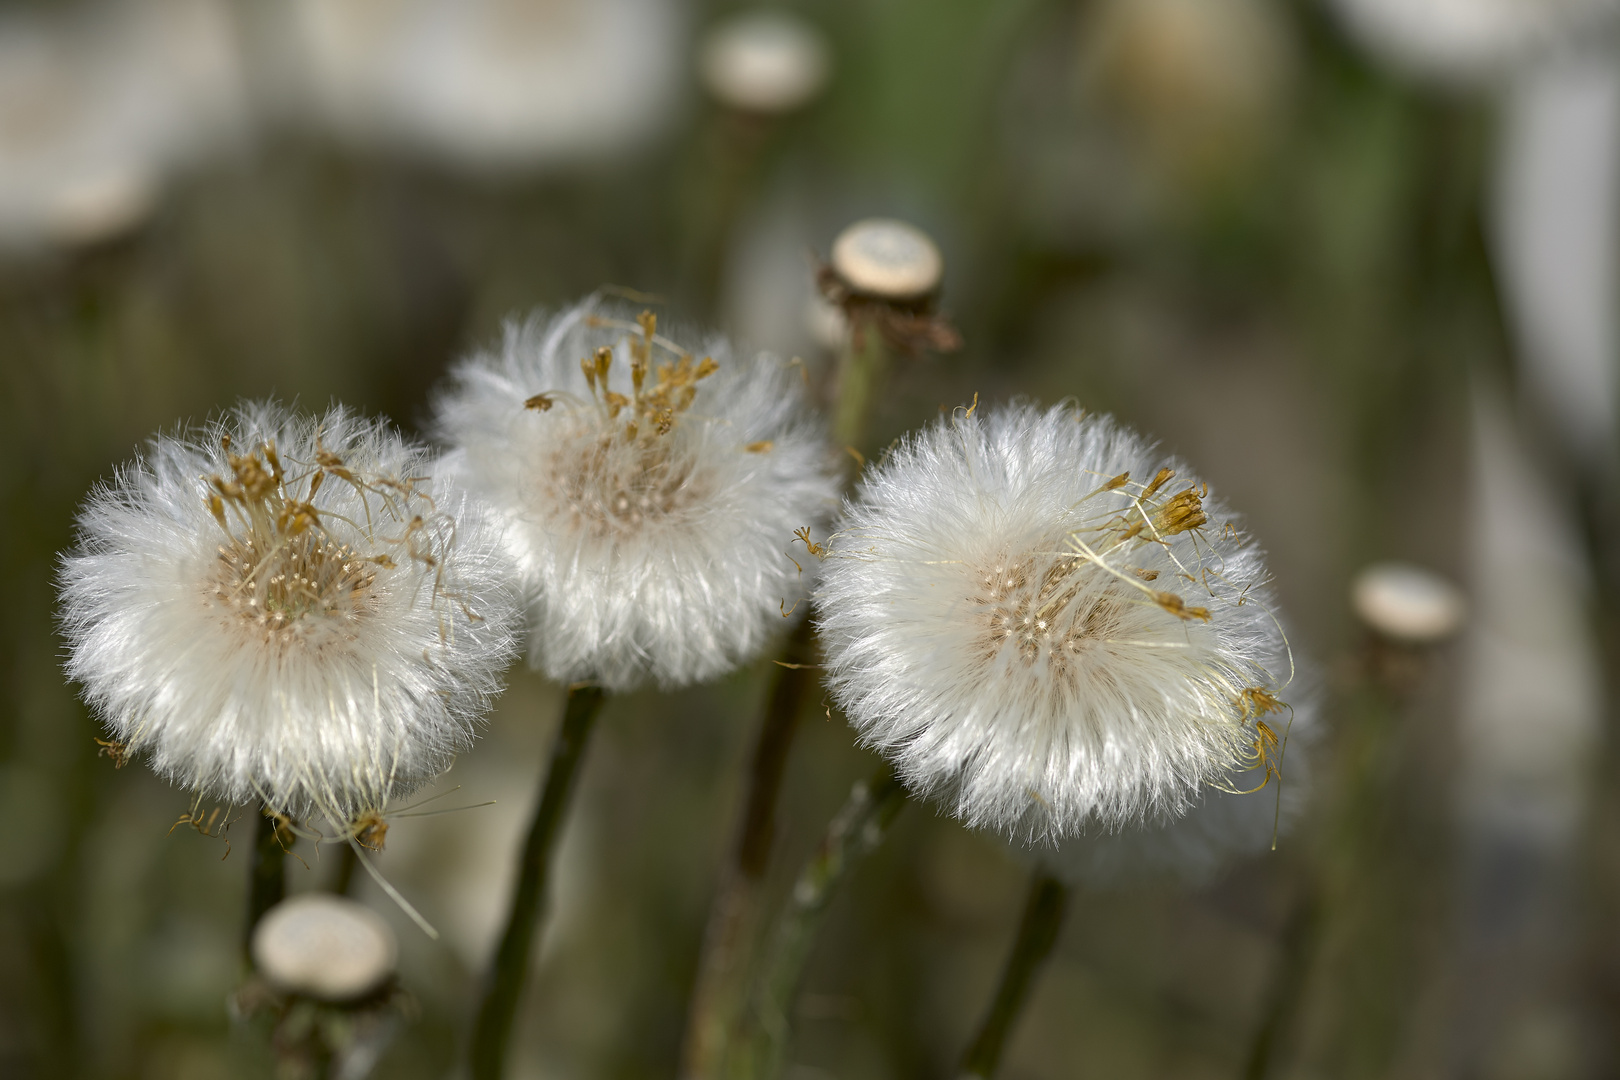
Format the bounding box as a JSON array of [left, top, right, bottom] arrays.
[[735, 766, 907, 1079], [958, 870, 1069, 1080], [682, 618, 818, 1079], [246, 808, 288, 957], [469, 684, 606, 1080]]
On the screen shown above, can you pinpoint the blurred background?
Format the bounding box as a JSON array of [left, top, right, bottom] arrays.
[[1, 0, 1617, 1077]]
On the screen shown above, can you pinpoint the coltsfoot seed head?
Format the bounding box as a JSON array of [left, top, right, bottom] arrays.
[[433, 297, 841, 692], [814, 402, 1298, 845], [58, 402, 522, 822]]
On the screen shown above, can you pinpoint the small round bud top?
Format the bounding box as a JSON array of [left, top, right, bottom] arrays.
[[46, 166, 157, 249], [830, 218, 944, 300], [699, 11, 831, 114], [434, 297, 841, 692], [1351, 561, 1466, 644], [252, 894, 398, 1001], [815, 403, 1298, 844]]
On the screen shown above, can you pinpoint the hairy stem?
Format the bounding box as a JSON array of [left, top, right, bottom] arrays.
[[959, 871, 1069, 1079], [682, 618, 819, 1079], [246, 808, 289, 956], [734, 766, 907, 1079], [469, 684, 606, 1080]]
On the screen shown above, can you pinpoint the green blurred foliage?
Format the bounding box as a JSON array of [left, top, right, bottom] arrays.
[[0, 0, 1563, 1077]]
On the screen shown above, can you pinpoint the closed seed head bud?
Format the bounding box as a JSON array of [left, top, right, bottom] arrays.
[[830, 218, 944, 300], [699, 11, 831, 115], [433, 297, 841, 692], [58, 402, 522, 823], [252, 893, 398, 1000], [1352, 561, 1466, 644], [815, 402, 1297, 844]]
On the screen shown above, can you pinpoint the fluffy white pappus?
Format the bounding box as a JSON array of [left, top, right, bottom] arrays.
[[433, 298, 841, 692], [59, 402, 522, 825], [815, 402, 1298, 845], [1327, 0, 1620, 83], [1041, 699, 1316, 888]]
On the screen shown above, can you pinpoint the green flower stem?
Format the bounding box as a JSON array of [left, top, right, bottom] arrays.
[[682, 313, 898, 1078], [830, 317, 891, 453], [1241, 885, 1321, 1080], [469, 684, 606, 1080], [958, 870, 1069, 1080], [246, 808, 289, 956], [682, 617, 819, 1079], [734, 766, 907, 1079]]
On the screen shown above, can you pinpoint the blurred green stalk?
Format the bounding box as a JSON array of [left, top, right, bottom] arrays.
[[958, 870, 1069, 1080], [469, 683, 606, 1080], [681, 318, 895, 1079], [731, 766, 907, 1080]]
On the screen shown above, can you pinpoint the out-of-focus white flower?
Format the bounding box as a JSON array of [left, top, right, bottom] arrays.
[[698, 10, 830, 115], [59, 402, 522, 826], [0, 0, 247, 252], [434, 297, 841, 692], [1461, 386, 1600, 842], [1327, 0, 1620, 83], [815, 402, 1296, 844], [1492, 53, 1620, 463], [252, 893, 399, 1001], [1352, 561, 1467, 643], [287, 0, 686, 171]]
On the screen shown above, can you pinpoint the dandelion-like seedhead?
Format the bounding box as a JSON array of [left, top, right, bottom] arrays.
[[815, 402, 1296, 845], [434, 298, 841, 692], [59, 402, 521, 825]]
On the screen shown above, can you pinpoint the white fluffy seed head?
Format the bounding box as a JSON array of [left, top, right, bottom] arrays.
[[815, 402, 1298, 845], [433, 297, 841, 692], [59, 402, 522, 824]]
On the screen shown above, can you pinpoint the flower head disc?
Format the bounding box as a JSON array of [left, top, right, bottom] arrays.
[[434, 298, 840, 691], [815, 403, 1294, 844], [59, 402, 521, 822]]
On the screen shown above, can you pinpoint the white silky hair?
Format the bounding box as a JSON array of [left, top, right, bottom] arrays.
[[1041, 714, 1316, 888], [58, 401, 522, 824], [815, 402, 1297, 845], [433, 297, 841, 692]]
